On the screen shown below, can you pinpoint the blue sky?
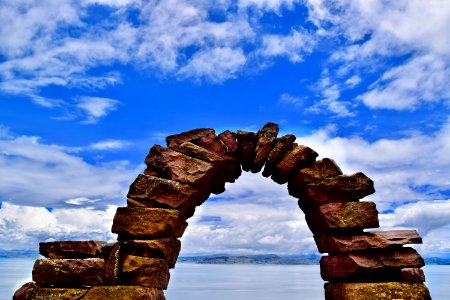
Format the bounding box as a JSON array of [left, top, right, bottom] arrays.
[[1, 0, 450, 257]]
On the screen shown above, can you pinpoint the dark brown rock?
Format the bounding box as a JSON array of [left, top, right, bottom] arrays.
[[305, 202, 379, 233], [39, 240, 106, 259], [262, 134, 296, 177], [235, 130, 257, 171], [271, 144, 318, 184], [144, 145, 214, 190], [251, 122, 279, 173], [105, 244, 121, 285], [315, 230, 423, 254], [120, 255, 170, 289], [166, 128, 215, 149], [402, 268, 426, 283], [288, 158, 342, 197], [32, 258, 105, 286], [13, 282, 89, 300], [218, 130, 238, 157], [112, 207, 187, 238], [127, 174, 208, 219], [320, 247, 425, 281], [122, 238, 181, 268], [83, 286, 165, 300], [325, 282, 431, 300], [298, 172, 375, 211]]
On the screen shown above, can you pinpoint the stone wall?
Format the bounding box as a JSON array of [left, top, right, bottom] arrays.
[[13, 123, 432, 300]]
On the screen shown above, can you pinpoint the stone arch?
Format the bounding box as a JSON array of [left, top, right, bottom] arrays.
[[14, 123, 432, 300]]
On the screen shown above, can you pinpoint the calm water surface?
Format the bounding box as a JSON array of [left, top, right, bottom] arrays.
[[1, 258, 449, 300]]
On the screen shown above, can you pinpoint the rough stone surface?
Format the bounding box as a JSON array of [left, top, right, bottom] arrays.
[[144, 145, 214, 189], [251, 122, 279, 173], [83, 286, 165, 300], [39, 240, 106, 259], [320, 247, 425, 281], [218, 130, 238, 157], [127, 174, 207, 219], [298, 172, 375, 211], [105, 244, 121, 285], [315, 230, 423, 254], [235, 130, 257, 171], [306, 202, 379, 233], [32, 258, 105, 286], [13, 282, 88, 300], [288, 158, 343, 197], [402, 268, 426, 283], [271, 144, 318, 184], [121, 255, 170, 289], [166, 128, 215, 149], [324, 282, 431, 300], [262, 134, 296, 177], [122, 238, 181, 268], [112, 207, 187, 239]]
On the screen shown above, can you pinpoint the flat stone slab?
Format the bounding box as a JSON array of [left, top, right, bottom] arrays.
[[271, 144, 318, 184], [112, 207, 187, 238], [105, 244, 121, 285], [251, 122, 279, 173], [145, 145, 214, 189], [83, 286, 165, 300], [120, 255, 170, 289], [166, 128, 215, 148], [298, 172, 375, 211], [13, 282, 88, 300], [127, 174, 208, 219], [39, 240, 106, 259], [262, 134, 296, 177], [320, 247, 425, 281], [325, 282, 431, 300], [306, 202, 379, 233], [218, 130, 238, 157], [315, 230, 423, 254], [288, 158, 343, 197], [32, 258, 105, 286], [122, 238, 181, 268]]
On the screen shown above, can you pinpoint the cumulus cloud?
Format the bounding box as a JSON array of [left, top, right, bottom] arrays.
[[0, 134, 136, 209]]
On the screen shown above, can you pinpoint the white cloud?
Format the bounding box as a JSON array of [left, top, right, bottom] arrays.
[[239, 0, 300, 12], [178, 47, 247, 82], [76, 96, 120, 124], [260, 30, 315, 63], [0, 134, 136, 209], [278, 93, 302, 106], [88, 139, 131, 151], [0, 202, 117, 250]]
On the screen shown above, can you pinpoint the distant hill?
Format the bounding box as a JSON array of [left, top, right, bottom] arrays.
[[178, 254, 321, 265]]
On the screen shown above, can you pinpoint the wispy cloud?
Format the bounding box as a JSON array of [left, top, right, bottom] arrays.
[[76, 96, 121, 124]]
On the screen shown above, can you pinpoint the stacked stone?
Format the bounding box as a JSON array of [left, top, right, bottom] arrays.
[[13, 122, 431, 300]]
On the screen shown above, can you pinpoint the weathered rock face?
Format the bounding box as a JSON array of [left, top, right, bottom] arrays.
[[122, 238, 181, 268], [32, 258, 105, 286], [83, 286, 166, 300], [401, 268, 426, 283], [236, 130, 257, 171], [13, 282, 89, 300], [112, 207, 187, 239], [314, 230, 422, 254], [218, 130, 239, 157], [262, 134, 296, 177], [288, 158, 343, 196], [306, 202, 379, 233], [251, 122, 279, 173], [39, 240, 106, 259], [166, 128, 215, 149], [324, 282, 431, 300], [144, 145, 214, 189], [105, 244, 121, 285], [320, 247, 425, 281], [297, 172, 375, 211], [120, 255, 170, 289], [271, 145, 318, 184], [127, 174, 208, 219]]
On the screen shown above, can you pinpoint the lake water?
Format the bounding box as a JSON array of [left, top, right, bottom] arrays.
[[1, 258, 449, 300]]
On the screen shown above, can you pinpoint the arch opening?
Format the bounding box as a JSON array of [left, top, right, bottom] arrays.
[[14, 123, 432, 300]]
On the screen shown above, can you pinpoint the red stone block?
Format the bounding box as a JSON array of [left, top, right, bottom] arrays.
[[39, 240, 106, 259], [251, 122, 279, 173], [120, 255, 170, 289], [122, 238, 181, 269], [236, 130, 257, 171], [262, 134, 296, 177]]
